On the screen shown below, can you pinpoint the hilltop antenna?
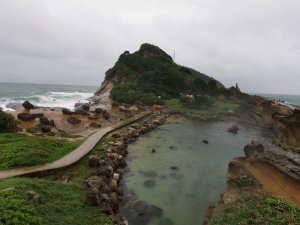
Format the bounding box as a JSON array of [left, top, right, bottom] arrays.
[[173, 50, 176, 61]]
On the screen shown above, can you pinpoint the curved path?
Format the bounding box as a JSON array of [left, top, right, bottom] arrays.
[[0, 111, 152, 180]]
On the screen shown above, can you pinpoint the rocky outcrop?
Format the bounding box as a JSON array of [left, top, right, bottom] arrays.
[[227, 125, 239, 134], [204, 140, 300, 224], [84, 113, 168, 224], [67, 116, 81, 125], [39, 117, 55, 126], [272, 113, 300, 146], [22, 101, 34, 110], [91, 80, 113, 110], [17, 113, 44, 121], [245, 96, 300, 146], [244, 141, 300, 182], [90, 123, 101, 128], [169, 111, 217, 122]]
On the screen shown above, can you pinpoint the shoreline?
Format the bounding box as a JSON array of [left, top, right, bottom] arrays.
[[1, 94, 299, 225]]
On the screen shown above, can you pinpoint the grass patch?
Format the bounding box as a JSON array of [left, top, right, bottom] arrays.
[[210, 193, 300, 225], [45, 135, 109, 186], [272, 139, 300, 154], [26, 127, 38, 134], [166, 98, 240, 115], [0, 133, 80, 169], [0, 178, 113, 225]]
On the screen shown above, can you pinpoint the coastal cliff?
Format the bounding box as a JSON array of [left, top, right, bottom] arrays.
[[204, 140, 300, 224], [244, 96, 300, 146]]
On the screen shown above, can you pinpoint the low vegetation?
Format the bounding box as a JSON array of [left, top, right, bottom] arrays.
[[166, 98, 240, 115], [235, 175, 258, 188], [272, 139, 300, 154], [0, 133, 80, 169], [0, 111, 16, 132], [210, 193, 300, 225], [45, 135, 108, 186], [180, 95, 216, 108], [0, 178, 113, 225], [0, 191, 41, 225], [111, 84, 164, 105]]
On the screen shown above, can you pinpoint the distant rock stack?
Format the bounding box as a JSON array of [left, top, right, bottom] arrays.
[[22, 101, 34, 110]]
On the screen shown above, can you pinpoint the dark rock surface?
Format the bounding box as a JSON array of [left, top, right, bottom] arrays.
[[90, 123, 101, 128], [62, 108, 74, 115], [17, 113, 44, 121], [40, 125, 51, 133], [143, 180, 156, 188], [22, 101, 34, 110], [203, 140, 209, 144], [39, 117, 55, 126], [228, 125, 239, 134], [67, 116, 81, 125]]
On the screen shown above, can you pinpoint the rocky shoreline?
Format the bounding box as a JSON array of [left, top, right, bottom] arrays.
[[84, 111, 169, 224], [203, 141, 300, 225], [3, 97, 300, 225]]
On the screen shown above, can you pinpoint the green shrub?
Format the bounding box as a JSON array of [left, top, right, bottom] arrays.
[[194, 95, 215, 108], [0, 191, 41, 225], [0, 111, 16, 132], [111, 84, 164, 105], [0, 178, 114, 225], [26, 127, 37, 134], [194, 77, 208, 93], [210, 193, 300, 225]]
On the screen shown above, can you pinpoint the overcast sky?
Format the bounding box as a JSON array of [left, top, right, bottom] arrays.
[[0, 0, 299, 94]]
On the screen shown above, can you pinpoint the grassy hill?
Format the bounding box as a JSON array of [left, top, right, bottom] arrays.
[[102, 43, 224, 105]]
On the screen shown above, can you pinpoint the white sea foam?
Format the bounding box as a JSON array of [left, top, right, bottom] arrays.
[[0, 91, 94, 111]]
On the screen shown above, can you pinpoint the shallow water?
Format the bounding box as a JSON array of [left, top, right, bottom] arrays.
[[120, 120, 271, 225]]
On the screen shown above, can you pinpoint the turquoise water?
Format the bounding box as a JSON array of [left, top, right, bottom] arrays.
[[255, 93, 300, 106], [0, 82, 98, 110], [120, 120, 271, 225]]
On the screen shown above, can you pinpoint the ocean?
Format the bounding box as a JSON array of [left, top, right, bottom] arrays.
[[255, 93, 300, 106], [0, 82, 299, 111], [0, 82, 98, 111]]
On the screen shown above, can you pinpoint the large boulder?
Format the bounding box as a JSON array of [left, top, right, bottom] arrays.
[[62, 108, 74, 115], [22, 101, 34, 110], [39, 117, 55, 126], [67, 116, 81, 125], [74, 104, 90, 115], [95, 108, 104, 114], [90, 123, 101, 128], [74, 109, 90, 115], [228, 125, 239, 134], [40, 125, 51, 133], [88, 155, 100, 167], [17, 113, 44, 121], [82, 104, 90, 111], [75, 103, 90, 111], [103, 111, 111, 120]]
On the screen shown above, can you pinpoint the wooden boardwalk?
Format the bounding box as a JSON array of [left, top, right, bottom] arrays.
[[0, 112, 151, 180]]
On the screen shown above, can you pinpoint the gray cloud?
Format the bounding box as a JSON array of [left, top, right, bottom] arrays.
[[0, 0, 299, 94]]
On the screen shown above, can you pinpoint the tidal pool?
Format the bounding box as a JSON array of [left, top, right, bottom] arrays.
[[120, 120, 271, 225]]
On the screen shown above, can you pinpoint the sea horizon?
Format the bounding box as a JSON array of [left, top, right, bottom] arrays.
[[0, 82, 299, 111], [0, 81, 299, 96]]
